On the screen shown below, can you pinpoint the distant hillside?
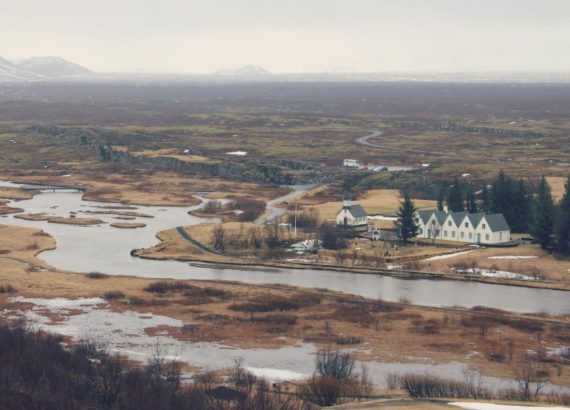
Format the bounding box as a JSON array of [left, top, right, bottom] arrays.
[[18, 56, 93, 78], [214, 65, 271, 77], [0, 56, 45, 82]]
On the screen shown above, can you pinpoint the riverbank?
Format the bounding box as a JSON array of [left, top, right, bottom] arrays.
[[134, 224, 570, 292], [1, 224, 570, 391]]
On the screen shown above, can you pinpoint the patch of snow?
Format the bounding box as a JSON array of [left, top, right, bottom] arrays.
[[488, 256, 538, 260], [462, 173, 471, 177], [245, 367, 307, 382], [226, 151, 248, 156], [12, 296, 107, 312], [285, 258, 318, 263], [425, 250, 474, 261], [369, 215, 398, 221], [455, 268, 535, 281], [449, 402, 568, 410], [421, 163, 431, 167], [386, 265, 403, 270]]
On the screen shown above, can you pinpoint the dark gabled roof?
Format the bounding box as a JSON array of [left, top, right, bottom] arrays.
[[347, 204, 368, 218], [417, 210, 433, 224], [484, 213, 510, 232], [467, 212, 486, 228], [434, 211, 448, 224], [450, 211, 468, 226]]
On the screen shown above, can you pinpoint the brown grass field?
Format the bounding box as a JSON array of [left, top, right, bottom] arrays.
[[303, 189, 437, 221], [547, 176, 568, 202]]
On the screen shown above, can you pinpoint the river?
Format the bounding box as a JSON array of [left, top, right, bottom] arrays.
[[0, 180, 569, 315]]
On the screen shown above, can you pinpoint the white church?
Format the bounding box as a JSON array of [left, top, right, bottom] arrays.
[[415, 210, 511, 245]]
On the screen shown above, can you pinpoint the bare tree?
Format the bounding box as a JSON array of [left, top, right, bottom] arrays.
[[315, 349, 355, 380], [515, 360, 550, 400], [212, 225, 226, 251]]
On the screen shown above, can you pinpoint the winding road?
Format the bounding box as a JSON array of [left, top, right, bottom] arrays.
[[356, 129, 457, 157]]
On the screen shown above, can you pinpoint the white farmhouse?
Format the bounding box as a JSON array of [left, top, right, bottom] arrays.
[[416, 210, 448, 240], [475, 214, 511, 244], [415, 210, 511, 245], [336, 199, 368, 232]]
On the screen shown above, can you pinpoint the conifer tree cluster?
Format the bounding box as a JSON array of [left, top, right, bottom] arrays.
[[439, 171, 570, 253]]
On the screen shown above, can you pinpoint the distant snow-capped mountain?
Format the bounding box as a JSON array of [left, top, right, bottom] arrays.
[[213, 65, 271, 77], [18, 56, 93, 78], [0, 56, 46, 82]]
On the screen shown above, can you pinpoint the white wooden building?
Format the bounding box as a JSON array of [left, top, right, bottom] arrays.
[[416, 210, 511, 245], [336, 199, 368, 232]]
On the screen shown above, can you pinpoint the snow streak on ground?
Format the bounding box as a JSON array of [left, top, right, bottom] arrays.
[[449, 402, 569, 410], [455, 268, 535, 281], [488, 256, 538, 260], [425, 250, 474, 261]]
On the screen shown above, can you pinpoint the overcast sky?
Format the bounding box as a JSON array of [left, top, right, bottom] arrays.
[[2, 0, 570, 73]]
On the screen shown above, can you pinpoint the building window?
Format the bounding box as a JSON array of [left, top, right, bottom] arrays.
[[485, 234, 489, 240], [465, 222, 468, 228], [482, 224, 486, 229], [452, 231, 456, 238], [448, 221, 452, 226], [444, 230, 447, 237], [460, 232, 464, 239], [469, 232, 472, 239]]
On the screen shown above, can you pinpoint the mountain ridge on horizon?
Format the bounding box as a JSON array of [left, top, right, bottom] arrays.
[[1, 56, 570, 84]]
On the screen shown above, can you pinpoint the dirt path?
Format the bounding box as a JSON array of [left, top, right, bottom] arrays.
[[356, 129, 457, 157]]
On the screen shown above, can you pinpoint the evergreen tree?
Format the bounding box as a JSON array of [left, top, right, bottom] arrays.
[[437, 186, 446, 212], [511, 179, 532, 233], [465, 184, 478, 213], [530, 176, 555, 250], [480, 185, 491, 213], [446, 177, 464, 212], [556, 175, 570, 254], [491, 170, 514, 218], [397, 192, 419, 243]]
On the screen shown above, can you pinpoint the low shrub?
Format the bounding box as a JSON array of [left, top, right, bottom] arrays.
[[179, 296, 214, 305], [182, 324, 199, 333], [399, 373, 490, 399], [86, 271, 109, 279], [412, 319, 441, 334], [144, 280, 196, 294], [333, 305, 374, 325], [0, 284, 16, 293], [370, 299, 403, 313], [253, 314, 297, 325], [335, 336, 363, 345], [126, 296, 146, 305], [201, 287, 231, 299], [228, 296, 302, 313], [102, 290, 125, 300]]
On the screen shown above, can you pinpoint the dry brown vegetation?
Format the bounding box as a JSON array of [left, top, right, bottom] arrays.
[[1, 171, 288, 207], [15, 213, 104, 226], [110, 222, 146, 229]]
